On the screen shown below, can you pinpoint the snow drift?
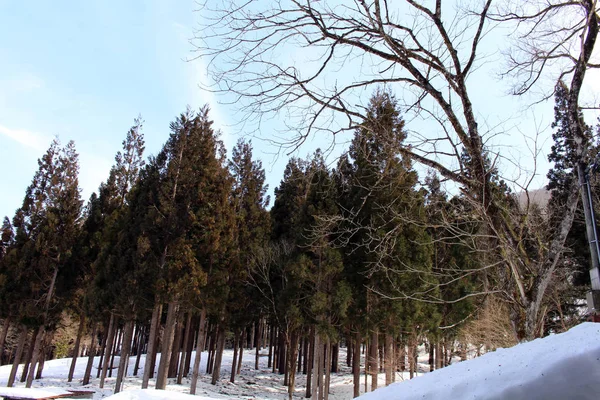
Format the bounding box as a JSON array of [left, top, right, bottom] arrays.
[[359, 322, 600, 400]]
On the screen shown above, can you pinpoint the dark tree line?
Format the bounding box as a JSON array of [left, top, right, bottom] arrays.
[[0, 88, 594, 398]]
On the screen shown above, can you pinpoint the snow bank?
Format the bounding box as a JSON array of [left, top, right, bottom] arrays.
[[105, 389, 215, 400], [359, 322, 600, 400]]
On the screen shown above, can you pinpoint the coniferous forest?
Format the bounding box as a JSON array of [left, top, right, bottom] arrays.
[[1, 84, 598, 399]]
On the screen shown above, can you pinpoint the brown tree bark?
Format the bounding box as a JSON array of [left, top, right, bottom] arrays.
[[25, 325, 45, 387], [305, 327, 314, 398], [68, 314, 86, 382], [368, 331, 378, 391], [7, 325, 27, 387], [114, 319, 135, 393], [0, 316, 11, 366], [109, 326, 122, 378], [133, 325, 145, 376], [20, 327, 39, 383], [99, 313, 116, 389], [352, 332, 361, 398], [190, 309, 207, 395], [168, 319, 183, 379], [82, 322, 98, 385], [96, 320, 109, 379], [210, 325, 225, 385], [142, 301, 162, 388], [384, 333, 393, 386], [237, 330, 245, 375], [230, 331, 239, 383], [156, 301, 179, 390], [177, 313, 192, 384]]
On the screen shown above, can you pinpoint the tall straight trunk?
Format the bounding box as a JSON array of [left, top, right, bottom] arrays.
[[255, 320, 262, 370], [384, 334, 393, 386], [133, 325, 145, 376], [331, 342, 338, 373], [364, 339, 368, 393], [346, 336, 352, 368], [398, 339, 406, 372], [352, 332, 361, 398], [183, 316, 195, 376], [230, 331, 239, 383], [206, 325, 215, 374], [272, 329, 278, 373], [109, 327, 123, 378], [237, 330, 245, 375], [435, 341, 443, 369], [7, 325, 27, 387], [305, 327, 315, 398], [99, 313, 116, 389], [25, 325, 45, 387], [190, 309, 207, 395], [0, 316, 11, 366], [35, 330, 52, 380], [324, 339, 332, 400], [177, 313, 192, 384], [20, 327, 39, 383], [210, 326, 225, 385], [68, 314, 86, 382], [298, 337, 303, 373], [368, 331, 378, 391], [82, 322, 98, 385], [142, 302, 162, 388], [96, 320, 109, 379], [114, 319, 135, 394], [278, 330, 286, 376], [168, 320, 183, 378], [268, 326, 274, 369], [156, 301, 179, 390], [302, 336, 309, 375], [428, 342, 434, 372], [287, 332, 299, 400], [311, 334, 321, 400]]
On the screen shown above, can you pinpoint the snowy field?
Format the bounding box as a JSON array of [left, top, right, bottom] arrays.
[[0, 343, 430, 399], [2, 323, 599, 399]]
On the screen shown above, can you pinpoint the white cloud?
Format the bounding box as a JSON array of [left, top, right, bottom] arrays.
[[0, 124, 52, 151]]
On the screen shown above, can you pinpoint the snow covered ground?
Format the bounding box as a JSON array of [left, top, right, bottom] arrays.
[[2, 323, 598, 399], [358, 322, 600, 400], [0, 342, 427, 399]]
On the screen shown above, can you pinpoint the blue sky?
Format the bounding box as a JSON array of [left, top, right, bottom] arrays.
[[1, 1, 598, 221], [0, 0, 239, 218]]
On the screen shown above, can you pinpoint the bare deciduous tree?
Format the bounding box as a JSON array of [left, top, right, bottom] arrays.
[[193, 0, 599, 339]]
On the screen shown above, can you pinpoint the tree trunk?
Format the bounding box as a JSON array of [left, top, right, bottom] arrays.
[[210, 325, 225, 385], [7, 325, 27, 387], [428, 341, 434, 372], [99, 313, 116, 389], [20, 327, 39, 383], [25, 325, 45, 387], [398, 338, 406, 372], [156, 301, 179, 390], [255, 320, 262, 370], [114, 319, 134, 393], [133, 325, 145, 376], [183, 317, 195, 377], [287, 332, 299, 400], [96, 320, 109, 379], [385, 333, 393, 386], [82, 322, 98, 385], [352, 332, 361, 398], [305, 327, 314, 398], [177, 313, 192, 384], [268, 325, 274, 369], [0, 316, 11, 366], [142, 301, 162, 388], [368, 331, 378, 391], [324, 339, 332, 400], [311, 334, 321, 400], [109, 327, 122, 378], [190, 309, 207, 395], [168, 318, 183, 379], [237, 330, 245, 375], [206, 325, 215, 374], [68, 314, 86, 382], [435, 342, 443, 369], [230, 331, 239, 383]]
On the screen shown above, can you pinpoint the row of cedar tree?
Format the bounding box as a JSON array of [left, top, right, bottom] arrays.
[[0, 91, 572, 398]]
